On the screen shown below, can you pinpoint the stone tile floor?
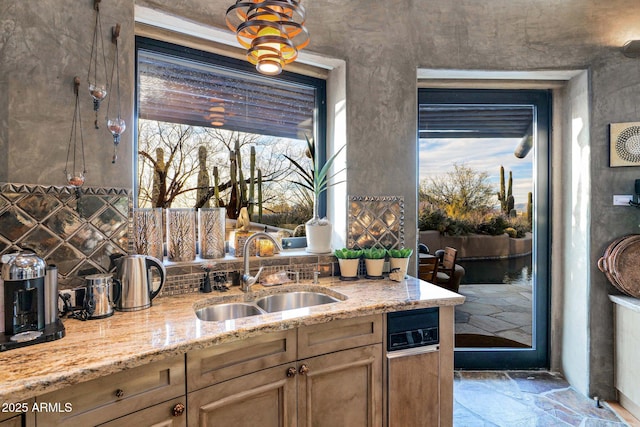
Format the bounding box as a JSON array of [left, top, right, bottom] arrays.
[[456, 283, 533, 347], [454, 371, 628, 426]]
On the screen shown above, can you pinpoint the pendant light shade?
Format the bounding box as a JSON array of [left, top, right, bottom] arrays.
[[226, 0, 310, 75]]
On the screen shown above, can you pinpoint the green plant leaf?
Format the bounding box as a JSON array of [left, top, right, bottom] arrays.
[[387, 248, 413, 258], [363, 248, 386, 259], [334, 248, 363, 259]]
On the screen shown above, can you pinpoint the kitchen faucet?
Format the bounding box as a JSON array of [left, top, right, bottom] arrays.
[[241, 232, 283, 292]]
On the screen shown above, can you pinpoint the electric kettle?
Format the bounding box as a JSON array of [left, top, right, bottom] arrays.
[[113, 255, 166, 312]]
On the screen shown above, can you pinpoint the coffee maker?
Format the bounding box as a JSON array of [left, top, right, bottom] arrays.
[[0, 251, 65, 351]]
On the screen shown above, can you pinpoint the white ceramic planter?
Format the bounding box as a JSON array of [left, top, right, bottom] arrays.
[[364, 258, 385, 277], [389, 257, 410, 278], [305, 221, 333, 254], [338, 258, 360, 278]]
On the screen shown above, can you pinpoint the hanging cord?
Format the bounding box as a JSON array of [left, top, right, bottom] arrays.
[[64, 77, 86, 185], [106, 24, 124, 164], [105, 24, 121, 123], [88, 0, 109, 128]]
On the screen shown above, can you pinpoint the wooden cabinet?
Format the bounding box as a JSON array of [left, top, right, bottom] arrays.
[[36, 356, 185, 427], [187, 315, 384, 427]]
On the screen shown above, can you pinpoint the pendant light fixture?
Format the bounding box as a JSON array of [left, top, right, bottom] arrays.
[[106, 23, 126, 164], [225, 0, 310, 76], [65, 77, 87, 187], [88, 0, 109, 129]]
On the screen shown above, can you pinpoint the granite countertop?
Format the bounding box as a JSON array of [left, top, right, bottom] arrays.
[[0, 276, 464, 404]]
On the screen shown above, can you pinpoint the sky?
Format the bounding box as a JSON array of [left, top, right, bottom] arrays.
[[418, 137, 534, 210]]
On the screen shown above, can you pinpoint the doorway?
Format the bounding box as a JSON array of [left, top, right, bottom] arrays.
[[417, 89, 550, 369]]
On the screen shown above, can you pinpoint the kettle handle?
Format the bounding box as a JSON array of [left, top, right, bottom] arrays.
[[111, 278, 122, 306], [145, 255, 166, 300]]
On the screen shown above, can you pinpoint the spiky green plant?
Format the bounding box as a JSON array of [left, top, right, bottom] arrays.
[[387, 248, 413, 258], [334, 248, 363, 259], [362, 248, 386, 259], [285, 135, 345, 223]]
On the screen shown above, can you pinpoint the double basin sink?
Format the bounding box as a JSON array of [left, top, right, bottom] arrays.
[[196, 289, 344, 322]]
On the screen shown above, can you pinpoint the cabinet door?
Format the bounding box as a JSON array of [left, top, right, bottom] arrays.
[[97, 397, 187, 427], [387, 346, 440, 427], [188, 364, 296, 427], [297, 343, 383, 427]]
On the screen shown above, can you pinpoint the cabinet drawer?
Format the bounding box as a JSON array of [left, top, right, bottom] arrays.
[[36, 355, 185, 427], [297, 314, 383, 359], [187, 329, 296, 392], [97, 397, 187, 427]]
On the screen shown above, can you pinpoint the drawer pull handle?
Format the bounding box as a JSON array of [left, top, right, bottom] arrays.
[[172, 403, 186, 417], [299, 364, 310, 375], [115, 389, 124, 399], [286, 367, 297, 377]]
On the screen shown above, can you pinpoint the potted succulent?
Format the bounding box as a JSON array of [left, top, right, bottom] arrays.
[[363, 248, 386, 278], [387, 248, 414, 278], [286, 135, 345, 254], [334, 248, 363, 280]]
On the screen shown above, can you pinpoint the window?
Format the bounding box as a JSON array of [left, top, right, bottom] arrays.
[[135, 37, 326, 230]]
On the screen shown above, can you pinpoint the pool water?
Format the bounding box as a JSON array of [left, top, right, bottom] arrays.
[[458, 255, 532, 286]]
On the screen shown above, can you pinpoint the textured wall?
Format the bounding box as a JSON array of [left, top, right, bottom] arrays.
[[0, 0, 134, 187], [4, 0, 640, 399]]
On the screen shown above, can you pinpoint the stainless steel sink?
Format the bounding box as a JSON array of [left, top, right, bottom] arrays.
[[254, 291, 340, 313], [195, 302, 265, 321]]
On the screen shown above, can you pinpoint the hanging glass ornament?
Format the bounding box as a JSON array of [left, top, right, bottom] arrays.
[[88, 0, 108, 129], [106, 23, 125, 164], [64, 77, 87, 187]]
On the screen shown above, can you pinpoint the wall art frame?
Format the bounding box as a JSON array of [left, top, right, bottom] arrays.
[[610, 122, 640, 167]]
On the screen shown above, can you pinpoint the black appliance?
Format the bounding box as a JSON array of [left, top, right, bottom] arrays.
[[1, 252, 65, 351], [387, 307, 439, 352]]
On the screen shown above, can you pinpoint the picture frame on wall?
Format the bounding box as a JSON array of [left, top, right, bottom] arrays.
[[610, 122, 640, 167]]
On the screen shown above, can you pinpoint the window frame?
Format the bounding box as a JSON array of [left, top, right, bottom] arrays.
[[134, 36, 328, 216]]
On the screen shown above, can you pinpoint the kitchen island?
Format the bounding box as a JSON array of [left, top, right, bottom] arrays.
[[0, 276, 464, 426]]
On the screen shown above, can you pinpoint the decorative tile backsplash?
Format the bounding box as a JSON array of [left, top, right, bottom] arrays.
[[348, 195, 405, 250], [0, 183, 131, 282], [0, 184, 404, 295]]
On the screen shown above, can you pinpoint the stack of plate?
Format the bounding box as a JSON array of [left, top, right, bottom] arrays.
[[598, 234, 640, 298]]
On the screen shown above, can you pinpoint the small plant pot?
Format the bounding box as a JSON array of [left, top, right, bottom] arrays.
[[338, 258, 360, 280], [364, 258, 385, 279], [389, 257, 410, 278]]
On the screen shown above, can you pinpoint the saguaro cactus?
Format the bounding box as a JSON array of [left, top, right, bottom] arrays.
[[198, 141, 259, 220], [248, 146, 256, 216], [497, 166, 514, 215]]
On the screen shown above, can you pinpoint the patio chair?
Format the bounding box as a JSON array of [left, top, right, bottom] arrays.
[[418, 257, 439, 282], [435, 247, 458, 291]]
